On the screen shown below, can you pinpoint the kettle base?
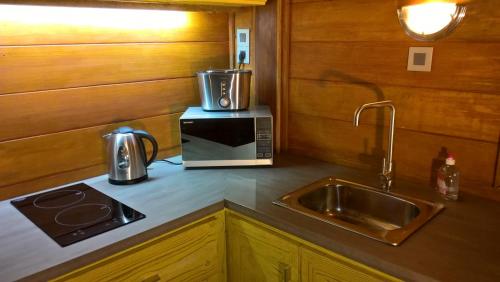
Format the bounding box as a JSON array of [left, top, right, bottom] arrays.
[[108, 175, 148, 185]]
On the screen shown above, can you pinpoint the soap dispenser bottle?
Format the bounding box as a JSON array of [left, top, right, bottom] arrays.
[[436, 154, 460, 200]]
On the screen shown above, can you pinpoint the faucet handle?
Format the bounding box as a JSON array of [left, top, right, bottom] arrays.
[[380, 157, 393, 192], [379, 173, 391, 192]]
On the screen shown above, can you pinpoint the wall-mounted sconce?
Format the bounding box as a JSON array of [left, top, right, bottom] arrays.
[[397, 1, 466, 41]]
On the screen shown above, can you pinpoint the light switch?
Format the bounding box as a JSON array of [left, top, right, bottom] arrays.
[[407, 47, 433, 72], [236, 28, 250, 64], [413, 53, 427, 65]]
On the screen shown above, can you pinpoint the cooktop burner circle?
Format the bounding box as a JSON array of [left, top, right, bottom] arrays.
[[33, 189, 85, 209], [55, 203, 111, 227]]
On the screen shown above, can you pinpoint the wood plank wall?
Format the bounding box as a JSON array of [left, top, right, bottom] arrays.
[[255, 0, 279, 149], [231, 1, 280, 150], [285, 0, 500, 198], [232, 7, 257, 107], [0, 6, 229, 200]]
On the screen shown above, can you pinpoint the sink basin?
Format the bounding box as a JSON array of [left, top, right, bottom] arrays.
[[273, 177, 444, 246]]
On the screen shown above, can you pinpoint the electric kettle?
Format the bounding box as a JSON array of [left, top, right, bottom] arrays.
[[103, 126, 158, 185]]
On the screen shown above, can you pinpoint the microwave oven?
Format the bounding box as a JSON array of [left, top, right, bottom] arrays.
[[179, 106, 273, 167]]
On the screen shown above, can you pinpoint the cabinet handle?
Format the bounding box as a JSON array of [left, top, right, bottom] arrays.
[[142, 273, 160, 282], [279, 262, 291, 282]]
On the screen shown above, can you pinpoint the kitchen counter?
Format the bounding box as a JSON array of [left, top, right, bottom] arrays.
[[1, 154, 499, 281]]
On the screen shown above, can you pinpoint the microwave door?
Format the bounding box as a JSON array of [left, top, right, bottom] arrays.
[[181, 118, 256, 161]]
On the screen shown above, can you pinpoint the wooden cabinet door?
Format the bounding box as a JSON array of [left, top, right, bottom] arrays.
[[300, 246, 401, 282], [52, 211, 225, 282], [226, 211, 299, 282]]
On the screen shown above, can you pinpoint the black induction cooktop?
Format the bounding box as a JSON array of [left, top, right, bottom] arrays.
[[11, 183, 145, 247]]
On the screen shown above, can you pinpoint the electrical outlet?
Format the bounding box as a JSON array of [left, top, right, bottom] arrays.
[[236, 28, 250, 64]]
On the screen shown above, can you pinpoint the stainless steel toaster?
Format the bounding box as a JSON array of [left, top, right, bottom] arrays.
[[197, 69, 251, 111]]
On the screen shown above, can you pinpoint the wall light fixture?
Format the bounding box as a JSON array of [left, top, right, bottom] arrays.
[[397, 1, 466, 41]]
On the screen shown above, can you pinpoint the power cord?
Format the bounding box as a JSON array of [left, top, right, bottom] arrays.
[[155, 159, 182, 165], [238, 50, 246, 70]]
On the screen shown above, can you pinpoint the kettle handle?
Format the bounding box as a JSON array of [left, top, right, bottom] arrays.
[[133, 130, 158, 167]]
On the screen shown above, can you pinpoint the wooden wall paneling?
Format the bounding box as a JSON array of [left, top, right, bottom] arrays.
[[254, 0, 279, 149], [294, 1, 472, 6], [228, 11, 236, 68], [290, 41, 500, 95], [2, 164, 105, 201], [448, 0, 500, 42], [0, 113, 181, 199], [255, 0, 277, 110], [288, 113, 386, 172], [289, 79, 500, 143], [0, 7, 230, 200], [290, 0, 500, 42], [0, 42, 229, 95], [291, 0, 406, 42], [232, 1, 283, 152], [233, 7, 256, 106], [285, 0, 500, 200], [0, 146, 181, 201], [0, 78, 199, 142], [495, 140, 500, 189], [279, 0, 291, 152], [249, 6, 256, 109], [0, 11, 229, 45], [287, 113, 498, 191]]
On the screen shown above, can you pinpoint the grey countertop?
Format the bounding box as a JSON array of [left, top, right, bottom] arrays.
[[1, 154, 499, 282]]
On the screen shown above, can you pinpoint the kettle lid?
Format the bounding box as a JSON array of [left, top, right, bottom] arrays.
[[112, 126, 134, 134]]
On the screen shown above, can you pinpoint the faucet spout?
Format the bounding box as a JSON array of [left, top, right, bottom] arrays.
[[352, 101, 396, 191]]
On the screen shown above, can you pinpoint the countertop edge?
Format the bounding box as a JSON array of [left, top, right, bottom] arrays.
[[18, 201, 225, 282], [223, 200, 441, 282], [18, 200, 440, 282]]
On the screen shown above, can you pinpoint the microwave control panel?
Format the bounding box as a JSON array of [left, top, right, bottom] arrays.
[[256, 117, 273, 159]]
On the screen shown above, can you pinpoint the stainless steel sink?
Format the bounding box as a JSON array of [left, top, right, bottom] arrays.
[[273, 177, 444, 246]]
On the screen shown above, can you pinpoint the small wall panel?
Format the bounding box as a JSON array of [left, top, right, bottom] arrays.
[[0, 78, 198, 142], [0, 42, 228, 94]]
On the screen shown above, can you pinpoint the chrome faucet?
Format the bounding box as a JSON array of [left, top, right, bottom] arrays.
[[353, 101, 396, 192]]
